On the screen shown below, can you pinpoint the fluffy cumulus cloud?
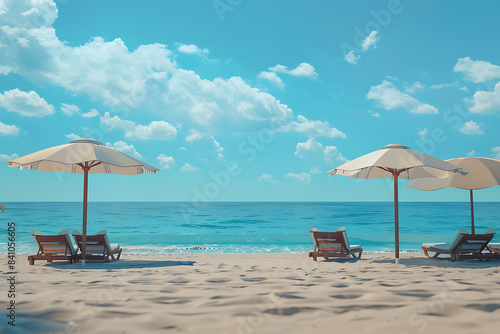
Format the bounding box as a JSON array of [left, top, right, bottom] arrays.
[[180, 163, 200, 172], [81, 108, 100, 118], [467, 150, 476, 157], [258, 174, 279, 183], [0, 121, 20, 135], [65, 133, 80, 141], [185, 129, 224, 159], [345, 31, 379, 64], [257, 71, 284, 89], [100, 112, 177, 140], [269, 63, 317, 78], [278, 115, 346, 138], [295, 138, 346, 164], [344, 50, 360, 65], [106, 141, 143, 159], [361, 30, 380, 52], [459, 121, 483, 135], [0, 153, 19, 162], [156, 154, 175, 169], [368, 110, 380, 118], [367, 80, 438, 114], [418, 128, 428, 141], [466, 82, 500, 114], [492, 147, 500, 159], [0, 89, 54, 117], [405, 81, 424, 94], [60, 103, 80, 116], [285, 172, 311, 184], [0, 0, 296, 134], [175, 43, 208, 55], [453, 57, 500, 83]]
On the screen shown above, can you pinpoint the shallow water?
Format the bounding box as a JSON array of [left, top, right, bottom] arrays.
[[1, 202, 499, 253]]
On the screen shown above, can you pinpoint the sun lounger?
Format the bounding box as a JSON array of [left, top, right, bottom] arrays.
[[487, 243, 500, 255], [309, 227, 362, 261], [422, 229, 497, 261], [72, 230, 122, 262], [28, 230, 79, 265]]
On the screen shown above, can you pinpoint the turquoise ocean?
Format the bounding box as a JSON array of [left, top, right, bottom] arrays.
[[1, 202, 499, 254]]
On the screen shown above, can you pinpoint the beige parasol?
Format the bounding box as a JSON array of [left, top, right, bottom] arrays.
[[327, 144, 465, 263], [8, 138, 159, 265], [407, 157, 500, 234]]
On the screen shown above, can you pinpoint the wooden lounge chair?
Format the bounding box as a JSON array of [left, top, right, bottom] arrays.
[[72, 230, 122, 262], [422, 229, 496, 261], [309, 227, 363, 261], [28, 230, 79, 265]]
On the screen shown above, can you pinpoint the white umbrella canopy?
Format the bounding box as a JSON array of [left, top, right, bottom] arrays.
[[407, 157, 500, 234], [8, 138, 159, 265], [327, 144, 465, 262]]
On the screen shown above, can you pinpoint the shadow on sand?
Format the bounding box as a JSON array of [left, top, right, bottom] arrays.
[[43, 259, 196, 270], [371, 256, 500, 268]]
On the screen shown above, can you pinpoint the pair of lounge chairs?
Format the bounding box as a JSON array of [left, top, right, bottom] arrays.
[[309, 227, 363, 261], [422, 229, 498, 261], [28, 230, 122, 265]]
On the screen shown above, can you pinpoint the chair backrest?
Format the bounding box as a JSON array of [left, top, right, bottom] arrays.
[[311, 232, 348, 254], [451, 233, 494, 253], [448, 229, 469, 250], [73, 235, 109, 255], [35, 235, 73, 256]]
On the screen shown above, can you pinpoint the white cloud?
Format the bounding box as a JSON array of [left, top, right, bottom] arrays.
[[269, 62, 317, 78], [0, 121, 20, 135], [176, 43, 208, 55], [156, 154, 175, 169], [460, 86, 468, 92], [310, 167, 322, 174], [106, 141, 143, 159], [466, 81, 500, 114], [0, 66, 13, 75], [454, 57, 500, 83], [344, 50, 360, 65], [430, 82, 458, 89], [459, 121, 483, 135], [278, 115, 346, 138], [258, 174, 279, 183], [81, 108, 100, 118], [367, 80, 438, 114], [418, 128, 428, 141], [185, 130, 224, 159], [100, 112, 177, 140], [295, 138, 347, 164], [0, 153, 18, 162], [65, 133, 80, 141], [492, 147, 500, 159], [405, 81, 424, 94], [181, 163, 200, 172], [285, 172, 311, 184], [467, 150, 475, 157], [368, 110, 380, 118], [60, 103, 80, 116], [0, 89, 54, 117], [0, 0, 293, 134], [361, 31, 379, 52], [257, 71, 284, 89]]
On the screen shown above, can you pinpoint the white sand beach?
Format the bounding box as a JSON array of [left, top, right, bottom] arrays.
[[3, 253, 500, 334]]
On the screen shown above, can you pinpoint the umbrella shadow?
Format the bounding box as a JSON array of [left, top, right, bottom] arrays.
[[370, 256, 500, 268], [45, 259, 196, 270]]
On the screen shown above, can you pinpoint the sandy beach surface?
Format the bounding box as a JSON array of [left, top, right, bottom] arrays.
[[2, 252, 500, 334]]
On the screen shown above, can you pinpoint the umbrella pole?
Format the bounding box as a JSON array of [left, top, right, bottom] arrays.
[[394, 174, 399, 264], [470, 189, 475, 235], [82, 164, 89, 266]]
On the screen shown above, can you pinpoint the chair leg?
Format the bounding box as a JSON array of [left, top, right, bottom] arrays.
[[28, 256, 34, 265]]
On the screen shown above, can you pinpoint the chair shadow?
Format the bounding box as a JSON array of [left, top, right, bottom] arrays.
[[45, 259, 196, 269], [370, 255, 500, 268]]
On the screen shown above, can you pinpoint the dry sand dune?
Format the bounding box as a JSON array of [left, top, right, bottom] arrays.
[[2, 253, 500, 334]]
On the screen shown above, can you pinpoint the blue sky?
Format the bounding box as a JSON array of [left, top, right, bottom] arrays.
[[1, 0, 500, 202]]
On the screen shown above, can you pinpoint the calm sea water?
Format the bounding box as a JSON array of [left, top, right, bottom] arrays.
[[1, 202, 499, 254]]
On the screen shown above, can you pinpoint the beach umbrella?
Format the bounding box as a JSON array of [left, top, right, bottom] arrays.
[[407, 157, 500, 234], [8, 138, 159, 265], [327, 144, 465, 263]]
